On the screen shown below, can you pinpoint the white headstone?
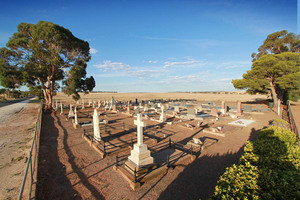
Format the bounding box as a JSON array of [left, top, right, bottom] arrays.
[[128, 113, 154, 167], [68, 104, 75, 118], [74, 107, 78, 125], [159, 105, 167, 122], [60, 102, 63, 115], [174, 106, 180, 112], [93, 109, 101, 141]]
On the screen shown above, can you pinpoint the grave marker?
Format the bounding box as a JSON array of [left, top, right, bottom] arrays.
[[93, 109, 101, 141], [159, 105, 167, 122], [60, 102, 63, 115], [128, 114, 154, 167], [68, 104, 75, 118]]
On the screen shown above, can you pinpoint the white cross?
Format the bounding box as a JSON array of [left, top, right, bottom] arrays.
[[134, 113, 146, 145]]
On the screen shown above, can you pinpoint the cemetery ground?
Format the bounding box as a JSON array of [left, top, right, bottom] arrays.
[[36, 93, 283, 200], [0, 98, 40, 200]]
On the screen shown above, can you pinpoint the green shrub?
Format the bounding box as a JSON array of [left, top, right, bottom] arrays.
[[211, 126, 300, 200], [269, 119, 290, 130]]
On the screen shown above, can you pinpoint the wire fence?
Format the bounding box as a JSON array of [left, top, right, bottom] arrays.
[[18, 101, 43, 200], [286, 100, 300, 147]]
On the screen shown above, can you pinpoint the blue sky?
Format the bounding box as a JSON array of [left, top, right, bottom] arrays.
[[0, 0, 297, 92]]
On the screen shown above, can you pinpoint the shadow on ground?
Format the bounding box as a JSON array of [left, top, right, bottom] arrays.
[[157, 128, 258, 200], [36, 110, 81, 199], [36, 110, 105, 199]]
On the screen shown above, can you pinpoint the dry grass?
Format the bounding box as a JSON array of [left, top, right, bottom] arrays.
[[53, 92, 269, 104]]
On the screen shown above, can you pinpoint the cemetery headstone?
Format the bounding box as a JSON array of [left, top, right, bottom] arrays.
[[128, 114, 154, 167], [93, 109, 101, 141], [68, 104, 75, 118]]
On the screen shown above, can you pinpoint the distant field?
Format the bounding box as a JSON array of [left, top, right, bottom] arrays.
[[54, 92, 269, 103]]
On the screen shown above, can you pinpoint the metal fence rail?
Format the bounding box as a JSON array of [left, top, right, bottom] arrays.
[[286, 100, 300, 147], [18, 101, 43, 200]]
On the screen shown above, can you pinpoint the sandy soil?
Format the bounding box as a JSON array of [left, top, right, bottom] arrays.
[[54, 92, 269, 104], [0, 99, 40, 200], [36, 96, 282, 200]]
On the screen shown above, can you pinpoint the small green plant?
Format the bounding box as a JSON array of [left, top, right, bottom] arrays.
[[11, 172, 21, 177], [14, 155, 24, 162]]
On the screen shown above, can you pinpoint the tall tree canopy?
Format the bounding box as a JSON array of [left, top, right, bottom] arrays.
[[233, 30, 300, 106], [0, 21, 95, 108]]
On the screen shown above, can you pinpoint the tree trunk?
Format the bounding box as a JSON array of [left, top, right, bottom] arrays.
[[42, 88, 53, 109], [270, 81, 278, 107]]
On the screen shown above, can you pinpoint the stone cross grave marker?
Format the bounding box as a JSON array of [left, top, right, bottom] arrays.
[[128, 113, 154, 167], [135, 114, 145, 145]]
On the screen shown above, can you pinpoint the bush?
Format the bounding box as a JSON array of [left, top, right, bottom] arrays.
[[211, 126, 300, 200], [269, 119, 290, 130]]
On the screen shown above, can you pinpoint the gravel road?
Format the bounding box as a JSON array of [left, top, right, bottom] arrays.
[[0, 97, 36, 123]]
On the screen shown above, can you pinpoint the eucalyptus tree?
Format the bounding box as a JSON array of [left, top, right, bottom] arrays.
[[233, 30, 300, 106], [0, 21, 95, 108]]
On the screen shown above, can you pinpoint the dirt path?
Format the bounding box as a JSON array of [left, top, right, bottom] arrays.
[[36, 103, 278, 200], [0, 99, 40, 200], [290, 102, 300, 134]]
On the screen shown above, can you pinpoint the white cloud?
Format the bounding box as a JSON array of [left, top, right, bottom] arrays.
[[163, 59, 201, 68], [94, 60, 132, 72], [89, 48, 98, 54], [222, 61, 251, 69], [129, 69, 166, 79], [148, 60, 158, 64]]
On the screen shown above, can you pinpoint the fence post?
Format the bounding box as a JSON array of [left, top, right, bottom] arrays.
[[131, 137, 133, 147], [169, 137, 172, 148], [103, 143, 106, 154], [134, 167, 137, 183], [115, 155, 118, 167], [167, 154, 170, 167]]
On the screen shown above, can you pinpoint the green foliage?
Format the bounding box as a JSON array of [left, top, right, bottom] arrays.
[[0, 47, 23, 90], [1, 21, 95, 108], [233, 30, 300, 104], [211, 126, 300, 200], [270, 119, 290, 130]]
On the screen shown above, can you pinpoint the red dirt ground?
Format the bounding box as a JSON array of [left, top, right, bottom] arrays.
[[36, 104, 280, 200]]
